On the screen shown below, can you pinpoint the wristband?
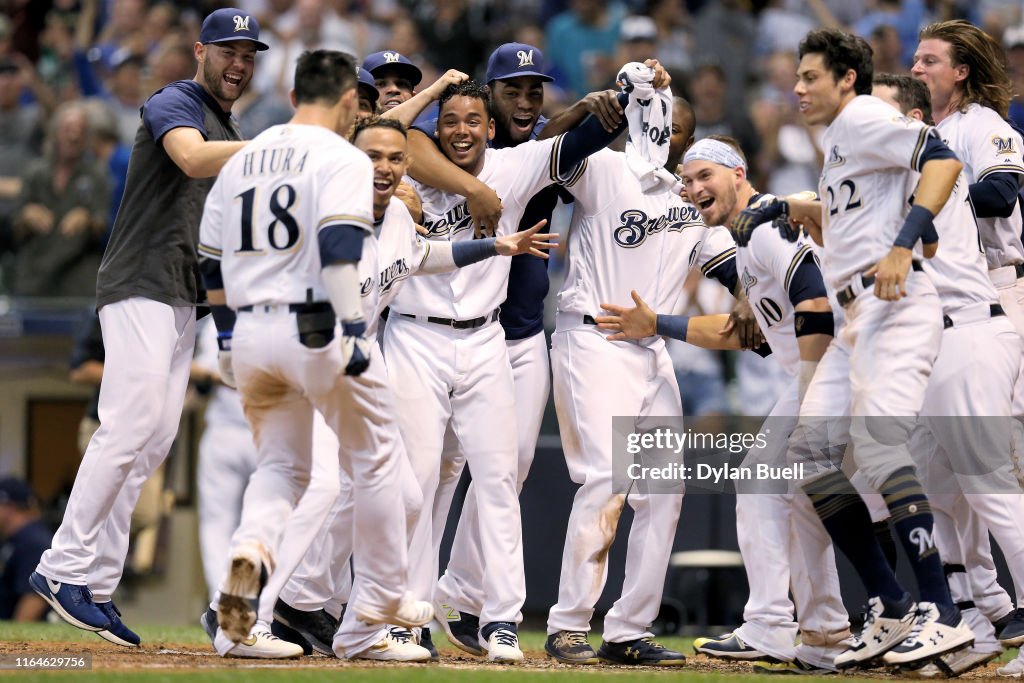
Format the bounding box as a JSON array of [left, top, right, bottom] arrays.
[[217, 331, 232, 351], [894, 205, 936, 249], [655, 314, 690, 342]]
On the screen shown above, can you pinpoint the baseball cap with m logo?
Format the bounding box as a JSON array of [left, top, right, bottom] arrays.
[[200, 8, 270, 51]]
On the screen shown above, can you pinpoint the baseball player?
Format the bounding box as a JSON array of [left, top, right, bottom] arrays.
[[363, 50, 422, 112], [356, 67, 379, 119], [625, 136, 849, 674], [381, 77, 633, 661], [261, 116, 559, 661], [543, 86, 746, 665], [871, 72, 1024, 677], [765, 28, 971, 669], [913, 20, 1024, 653], [197, 49, 433, 646], [29, 7, 266, 647]]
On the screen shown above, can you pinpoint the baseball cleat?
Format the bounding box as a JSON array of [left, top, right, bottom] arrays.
[[899, 647, 1000, 678], [753, 658, 837, 675], [417, 626, 440, 660], [201, 608, 217, 643], [479, 622, 524, 663], [597, 637, 687, 666], [273, 599, 337, 656], [882, 603, 974, 667], [355, 596, 433, 630], [433, 599, 483, 656], [545, 630, 599, 664], [214, 621, 304, 659], [269, 619, 313, 656], [997, 608, 1024, 648], [694, 632, 777, 661], [95, 601, 140, 647], [998, 652, 1024, 677], [352, 626, 432, 661], [217, 543, 268, 644], [28, 571, 110, 632], [834, 594, 916, 669]]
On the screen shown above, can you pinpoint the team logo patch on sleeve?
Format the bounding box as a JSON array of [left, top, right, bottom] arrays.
[[826, 145, 846, 168], [992, 135, 1017, 155]]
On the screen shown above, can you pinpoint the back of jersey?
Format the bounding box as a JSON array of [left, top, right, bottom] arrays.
[[199, 124, 374, 310]]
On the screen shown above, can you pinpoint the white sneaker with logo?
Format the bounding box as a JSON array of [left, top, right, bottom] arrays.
[[214, 621, 304, 659]]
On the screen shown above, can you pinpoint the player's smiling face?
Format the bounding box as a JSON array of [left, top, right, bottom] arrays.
[[375, 71, 415, 110], [490, 76, 545, 143], [438, 95, 494, 175], [681, 159, 740, 227], [795, 53, 844, 126], [911, 39, 964, 109], [355, 126, 409, 219], [200, 41, 256, 109]]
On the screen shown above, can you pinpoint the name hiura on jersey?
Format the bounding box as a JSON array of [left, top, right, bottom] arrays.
[[198, 124, 374, 311], [818, 95, 939, 290]]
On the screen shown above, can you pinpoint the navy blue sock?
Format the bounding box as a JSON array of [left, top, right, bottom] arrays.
[[880, 467, 957, 622], [873, 520, 899, 572], [804, 471, 906, 602]]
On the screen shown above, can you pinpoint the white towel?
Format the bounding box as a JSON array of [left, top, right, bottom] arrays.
[[616, 61, 681, 195]]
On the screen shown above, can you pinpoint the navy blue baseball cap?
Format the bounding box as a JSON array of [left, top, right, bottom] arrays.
[[363, 51, 422, 87], [0, 477, 36, 507], [200, 8, 269, 51], [486, 43, 553, 83], [357, 67, 379, 106]]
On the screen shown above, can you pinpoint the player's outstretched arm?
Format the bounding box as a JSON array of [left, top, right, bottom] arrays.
[[162, 127, 247, 178], [785, 197, 824, 246], [596, 290, 740, 349], [416, 219, 558, 274], [406, 129, 503, 236], [540, 90, 624, 138], [793, 297, 833, 402], [382, 69, 469, 128]]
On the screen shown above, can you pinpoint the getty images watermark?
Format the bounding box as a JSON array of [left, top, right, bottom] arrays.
[[611, 415, 1024, 495]]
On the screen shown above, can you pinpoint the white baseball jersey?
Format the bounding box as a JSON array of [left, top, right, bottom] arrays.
[[358, 196, 430, 336], [935, 103, 1024, 269], [738, 214, 817, 376], [818, 95, 936, 289], [198, 124, 374, 309], [922, 170, 1001, 313], [556, 148, 736, 326], [392, 138, 575, 320]]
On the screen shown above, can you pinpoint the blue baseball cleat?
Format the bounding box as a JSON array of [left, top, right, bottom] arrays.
[[95, 601, 141, 647], [29, 571, 110, 631]]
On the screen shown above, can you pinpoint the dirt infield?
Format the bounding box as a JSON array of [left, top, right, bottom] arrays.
[[0, 639, 1015, 679]]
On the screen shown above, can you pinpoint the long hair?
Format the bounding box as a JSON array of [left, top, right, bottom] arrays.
[[918, 20, 1012, 117]]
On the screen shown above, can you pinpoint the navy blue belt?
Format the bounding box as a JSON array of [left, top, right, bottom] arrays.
[[836, 261, 924, 307]]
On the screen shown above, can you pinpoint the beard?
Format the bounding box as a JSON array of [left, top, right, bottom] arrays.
[[202, 58, 249, 104]]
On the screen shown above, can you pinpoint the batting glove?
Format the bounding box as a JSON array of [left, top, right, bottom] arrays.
[[340, 317, 371, 377], [731, 198, 789, 247]]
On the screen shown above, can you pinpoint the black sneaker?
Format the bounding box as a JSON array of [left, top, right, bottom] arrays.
[[997, 607, 1024, 648], [754, 658, 836, 675], [545, 630, 599, 664], [273, 599, 337, 656], [434, 600, 483, 656], [597, 637, 687, 666], [418, 626, 440, 660], [694, 632, 777, 661]]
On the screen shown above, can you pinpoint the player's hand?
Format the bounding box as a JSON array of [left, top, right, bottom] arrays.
[[59, 206, 92, 237], [395, 181, 423, 224], [495, 219, 558, 258], [866, 247, 913, 301], [415, 223, 429, 236], [340, 317, 372, 376], [595, 290, 657, 341], [722, 296, 764, 349], [425, 69, 470, 100], [643, 59, 671, 90], [467, 184, 503, 237], [581, 90, 624, 132], [217, 350, 236, 389], [731, 199, 788, 247]]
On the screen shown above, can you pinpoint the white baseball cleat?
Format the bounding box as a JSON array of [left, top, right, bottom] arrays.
[[834, 595, 917, 669], [352, 626, 433, 661], [998, 652, 1024, 677], [882, 603, 974, 667], [213, 621, 304, 659], [480, 625, 525, 663], [355, 597, 433, 630], [217, 543, 268, 644], [902, 647, 1000, 678]]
